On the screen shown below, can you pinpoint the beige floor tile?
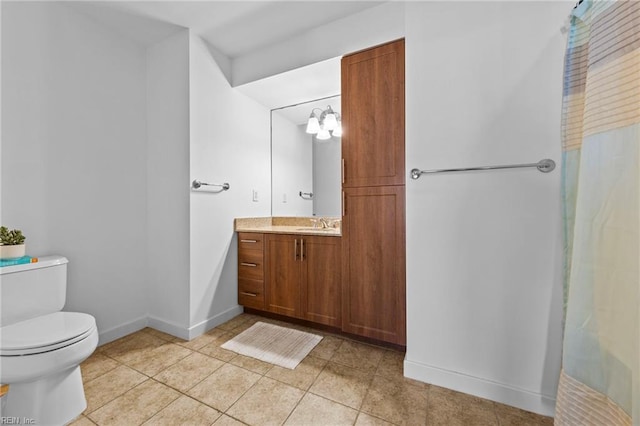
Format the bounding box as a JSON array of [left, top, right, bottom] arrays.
[[284, 393, 358, 426], [374, 351, 428, 389], [88, 380, 180, 426], [308, 335, 344, 360], [81, 352, 120, 383], [330, 340, 385, 373], [68, 415, 97, 426], [154, 352, 224, 392], [226, 319, 260, 337], [213, 415, 247, 425], [227, 377, 304, 426], [126, 342, 193, 376], [266, 355, 327, 390], [100, 331, 169, 365], [427, 386, 498, 426], [309, 362, 373, 409], [198, 339, 238, 362], [494, 403, 554, 426], [216, 314, 252, 331], [355, 412, 394, 426], [141, 327, 183, 343], [229, 354, 273, 375], [83, 365, 147, 413], [361, 375, 428, 425], [142, 395, 222, 426], [178, 328, 228, 351], [187, 363, 261, 412]]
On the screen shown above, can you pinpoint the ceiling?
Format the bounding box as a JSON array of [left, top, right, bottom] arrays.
[[69, 1, 383, 57], [68, 1, 380, 114]]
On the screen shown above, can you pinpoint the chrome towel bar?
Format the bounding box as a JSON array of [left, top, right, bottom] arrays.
[[299, 191, 313, 200], [191, 180, 230, 191], [410, 158, 555, 179]]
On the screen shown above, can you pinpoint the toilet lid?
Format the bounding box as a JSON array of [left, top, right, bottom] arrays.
[[1, 312, 96, 356]]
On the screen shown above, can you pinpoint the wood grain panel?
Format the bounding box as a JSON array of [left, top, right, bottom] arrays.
[[301, 236, 342, 327], [342, 186, 406, 345], [238, 278, 265, 309], [238, 232, 264, 251], [342, 39, 405, 187], [265, 234, 301, 317], [238, 250, 264, 280]]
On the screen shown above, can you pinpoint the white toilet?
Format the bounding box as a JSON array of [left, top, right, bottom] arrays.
[[0, 256, 98, 425]]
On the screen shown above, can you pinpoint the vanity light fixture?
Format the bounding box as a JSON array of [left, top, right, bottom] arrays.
[[305, 105, 342, 139]]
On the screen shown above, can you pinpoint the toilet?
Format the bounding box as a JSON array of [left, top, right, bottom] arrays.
[[0, 256, 98, 425]]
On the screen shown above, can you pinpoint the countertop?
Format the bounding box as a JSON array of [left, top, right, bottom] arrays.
[[234, 217, 341, 237]]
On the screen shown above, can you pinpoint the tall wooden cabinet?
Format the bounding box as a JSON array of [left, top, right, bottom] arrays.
[[341, 39, 406, 345], [341, 39, 405, 188]]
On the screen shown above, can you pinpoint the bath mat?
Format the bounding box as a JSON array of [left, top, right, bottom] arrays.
[[221, 322, 322, 369]]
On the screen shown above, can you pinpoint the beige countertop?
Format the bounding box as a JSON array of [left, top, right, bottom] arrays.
[[234, 217, 341, 237]]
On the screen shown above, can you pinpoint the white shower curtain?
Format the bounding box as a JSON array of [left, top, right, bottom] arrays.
[[555, 0, 639, 425]]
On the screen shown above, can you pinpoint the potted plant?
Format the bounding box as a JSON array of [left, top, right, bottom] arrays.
[[0, 226, 26, 259]]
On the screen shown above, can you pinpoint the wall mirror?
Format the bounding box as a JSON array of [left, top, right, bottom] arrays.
[[271, 95, 341, 217]]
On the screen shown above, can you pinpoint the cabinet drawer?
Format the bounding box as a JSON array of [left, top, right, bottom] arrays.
[[238, 278, 265, 309], [238, 250, 264, 280], [238, 233, 264, 251]]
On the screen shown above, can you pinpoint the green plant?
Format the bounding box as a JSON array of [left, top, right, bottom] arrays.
[[0, 226, 25, 245]]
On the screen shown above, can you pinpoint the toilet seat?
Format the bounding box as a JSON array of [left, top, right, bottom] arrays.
[[1, 312, 96, 356]]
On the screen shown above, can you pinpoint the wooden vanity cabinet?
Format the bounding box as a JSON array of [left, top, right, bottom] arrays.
[[237, 232, 265, 310], [264, 234, 342, 327]]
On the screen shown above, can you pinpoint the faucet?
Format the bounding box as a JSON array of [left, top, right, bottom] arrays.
[[311, 217, 332, 229]]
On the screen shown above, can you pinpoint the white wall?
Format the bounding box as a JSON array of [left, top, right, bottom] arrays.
[[1, 2, 149, 343], [146, 30, 191, 337], [313, 137, 341, 217], [271, 116, 313, 217], [231, 2, 405, 86], [188, 34, 271, 336], [404, 2, 568, 416]]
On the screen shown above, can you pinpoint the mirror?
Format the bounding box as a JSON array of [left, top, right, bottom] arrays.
[[271, 95, 341, 217]]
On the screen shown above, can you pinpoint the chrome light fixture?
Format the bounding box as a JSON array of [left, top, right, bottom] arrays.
[[306, 106, 342, 139]]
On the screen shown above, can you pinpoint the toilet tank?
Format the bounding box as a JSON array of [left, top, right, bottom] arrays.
[[0, 256, 68, 327]]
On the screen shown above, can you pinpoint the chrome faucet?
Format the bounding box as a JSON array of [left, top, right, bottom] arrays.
[[311, 217, 333, 229]]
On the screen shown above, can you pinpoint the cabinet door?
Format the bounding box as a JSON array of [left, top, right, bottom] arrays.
[[342, 186, 406, 345], [265, 234, 300, 317], [301, 236, 342, 327], [341, 39, 405, 188]]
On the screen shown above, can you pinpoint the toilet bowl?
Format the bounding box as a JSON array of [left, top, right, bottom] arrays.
[[0, 256, 99, 425]]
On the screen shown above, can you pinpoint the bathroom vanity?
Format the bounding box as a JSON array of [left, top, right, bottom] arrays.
[[235, 218, 341, 328]]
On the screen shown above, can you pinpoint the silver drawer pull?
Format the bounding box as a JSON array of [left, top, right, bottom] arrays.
[[241, 239, 258, 243], [240, 291, 258, 297], [240, 262, 258, 267]]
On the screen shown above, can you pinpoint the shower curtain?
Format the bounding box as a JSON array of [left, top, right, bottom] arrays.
[[555, 0, 639, 425]]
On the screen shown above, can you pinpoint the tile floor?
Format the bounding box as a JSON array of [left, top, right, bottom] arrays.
[[71, 314, 554, 426]]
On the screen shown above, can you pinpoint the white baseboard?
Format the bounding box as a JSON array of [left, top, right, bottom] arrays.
[[98, 315, 148, 346], [404, 359, 556, 417], [187, 305, 244, 340], [96, 306, 244, 346], [147, 315, 191, 341]]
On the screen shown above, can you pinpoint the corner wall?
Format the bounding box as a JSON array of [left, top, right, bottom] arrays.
[[1, 2, 149, 342], [188, 34, 271, 336], [146, 30, 191, 337], [404, 2, 568, 416]]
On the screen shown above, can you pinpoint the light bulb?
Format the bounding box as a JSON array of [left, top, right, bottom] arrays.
[[306, 115, 320, 134], [332, 122, 342, 137], [323, 110, 338, 131], [316, 127, 331, 140]]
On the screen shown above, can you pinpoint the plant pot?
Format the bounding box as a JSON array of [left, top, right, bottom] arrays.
[[0, 244, 26, 259]]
